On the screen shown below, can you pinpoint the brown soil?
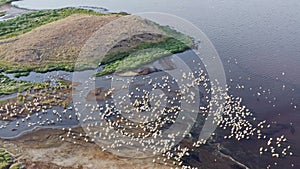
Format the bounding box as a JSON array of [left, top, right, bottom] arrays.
[[0, 128, 170, 169], [86, 87, 112, 102], [0, 14, 120, 67], [0, 127, 246, 169]]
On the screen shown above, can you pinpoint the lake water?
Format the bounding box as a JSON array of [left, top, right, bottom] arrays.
[[5, 1, 300, 168], [12, 0, 300, 85]]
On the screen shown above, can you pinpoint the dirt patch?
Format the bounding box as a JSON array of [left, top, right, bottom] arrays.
[[0, 127, 247, 169], [0, 13, 169, 71], [86, 87, 112, 102], [0, 14, 120, 67], [0, 128, 171, 169]]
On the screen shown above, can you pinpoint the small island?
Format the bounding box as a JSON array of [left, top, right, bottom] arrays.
[[0, 6, 193, 95]]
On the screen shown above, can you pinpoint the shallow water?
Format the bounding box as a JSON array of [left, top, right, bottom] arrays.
[[3, 1, 300, 168], [0, 106, 79, 138], [0, 51, 199, 137], [3, 70, 72, 82]]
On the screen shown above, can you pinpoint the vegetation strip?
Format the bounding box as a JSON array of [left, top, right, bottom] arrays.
[[0, 73, 45, 96], [95, 36, 191, 76], [0, 147, 23, 169], [0, 7, 104, 39], [0, 79, 73, 121], [0, 0, 12, 6]]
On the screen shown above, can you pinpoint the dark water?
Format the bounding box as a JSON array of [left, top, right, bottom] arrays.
[[0, 50, 200, 136], [12, 0, 300, 84], [4, 1, 300, 168], [0, 106, 78, 138]]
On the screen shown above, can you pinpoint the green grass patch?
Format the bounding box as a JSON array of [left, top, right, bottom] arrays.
[[13, 71, 30, 78], [100, 26, 193, 66], [0, 8, 193, 77], [0, 0, 12, 6], [0, 148, 12, 169], [93, 25, 193, 77], [95, 35, 192, 77], [0, 63, 75, 75], [34, 64, 74, 73], [0, 7, 105, 39], [117, 49, 172, 71], [159, 25, 194, 47], [0, 73, 46, 95]]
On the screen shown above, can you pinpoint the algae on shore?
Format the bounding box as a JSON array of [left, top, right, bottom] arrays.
[[0, 74, 39, 95]]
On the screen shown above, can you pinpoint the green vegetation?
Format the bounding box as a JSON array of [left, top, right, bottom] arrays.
[[95, 34, 192, 76], [34, 64, 74, 73], [160, 25, 194, 47], [100, 26, 193, 65], [13, 71, 30, 78], [0, 148, 12, 168], [118, 49, 172, 71], [0, 148, 23, 169], [9, 163, 24, 169], [0, 63, 75, 77], [94, 25, 193, 76], [97, 48, 171, 76], [0, 7, 193, 78], [0, 73, 44, 95], [0, 0, 12, 6], [0, 7, 104, 39], [0, 11, 5, 17]]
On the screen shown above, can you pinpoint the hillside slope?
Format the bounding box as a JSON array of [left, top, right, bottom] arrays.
[[0, 14, 120, 69], [0, 8, 192, 75]]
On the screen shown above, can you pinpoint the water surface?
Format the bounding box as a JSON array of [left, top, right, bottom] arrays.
[[4, 1, 300, 168]]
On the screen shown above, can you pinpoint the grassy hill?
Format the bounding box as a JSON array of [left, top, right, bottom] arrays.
[[0, 8, 193, 76], [0, 8, 121, 73]]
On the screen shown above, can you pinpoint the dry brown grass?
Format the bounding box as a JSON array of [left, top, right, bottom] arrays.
[[0, 14, 121, 68]]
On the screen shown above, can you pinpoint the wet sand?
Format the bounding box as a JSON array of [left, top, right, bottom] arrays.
[[0, 127, 171, 169], [0, 3, 31, 21]]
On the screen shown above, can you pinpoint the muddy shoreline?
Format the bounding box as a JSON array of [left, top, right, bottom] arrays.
[[0, 127, 249, 169]]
